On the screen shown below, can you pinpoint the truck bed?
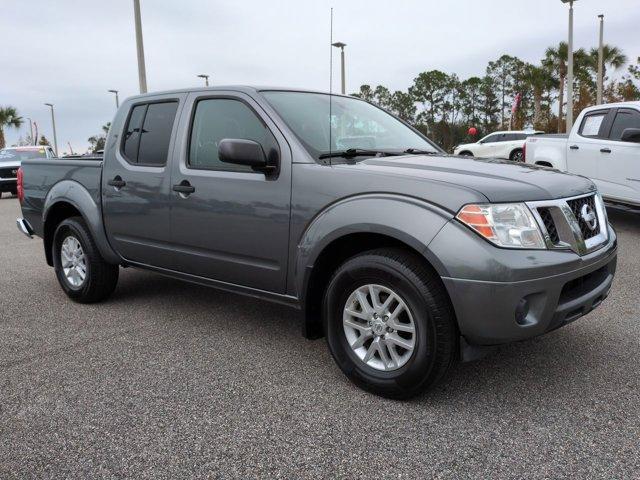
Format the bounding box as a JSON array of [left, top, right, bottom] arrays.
[[20, 158, 104, 237]]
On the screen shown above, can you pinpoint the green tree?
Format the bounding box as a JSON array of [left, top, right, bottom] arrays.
[[0, 106, 23, 149], [486, 55, 520, 127], [543, 42, 588, 132], [352, 85, 374, 102], [409, 70, 451, 126], [588, 45, 628, 81], [523, 64, 556, 129], [88, 123, 111, 153]]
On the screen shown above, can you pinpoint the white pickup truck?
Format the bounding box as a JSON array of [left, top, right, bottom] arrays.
[[525, 101, 640, 208]]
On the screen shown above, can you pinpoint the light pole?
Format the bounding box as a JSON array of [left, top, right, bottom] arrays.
[[108, 89, 120, 109], [332, 42, 347, 94], [197, 74, 210, 87], [561, 0, 577, 131], [44, 103, 58, 156], [26, 117, 34, 145], [597, 14, 604, 105], [133, 0, 148, 93]]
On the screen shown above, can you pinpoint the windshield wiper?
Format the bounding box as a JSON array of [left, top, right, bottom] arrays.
[[318, 148, 401, 160], [403, 148, 438, 155]]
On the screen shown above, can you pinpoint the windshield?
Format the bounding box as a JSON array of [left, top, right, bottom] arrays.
[[262, 91, 439, 160], [0, 148, 47, 162]]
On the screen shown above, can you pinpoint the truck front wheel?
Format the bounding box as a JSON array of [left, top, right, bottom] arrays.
[[52, 217, 119, 303], [323, 248, 457, 399]]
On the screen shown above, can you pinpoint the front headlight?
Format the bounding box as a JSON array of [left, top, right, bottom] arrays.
[[456, 203, 546, 249]]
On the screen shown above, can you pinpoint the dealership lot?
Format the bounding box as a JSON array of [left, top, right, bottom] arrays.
[[0, 196, 638, 479]]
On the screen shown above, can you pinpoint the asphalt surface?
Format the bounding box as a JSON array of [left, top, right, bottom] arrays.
[[1, 195, 639, 479]]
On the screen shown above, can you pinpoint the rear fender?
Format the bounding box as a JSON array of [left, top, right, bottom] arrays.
[[43, 180, 120, 264]]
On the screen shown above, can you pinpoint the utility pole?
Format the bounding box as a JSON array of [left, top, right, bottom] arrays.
[[108, 89, 120, 108], [44, 103, 59, 156], [562, 0, 578, 132], [133, 0, 148, 93], [197, 74, 210, 87], [332, 42, 347, 94], [597, 14, 604, 105]]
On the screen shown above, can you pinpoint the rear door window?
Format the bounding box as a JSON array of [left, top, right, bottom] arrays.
[[579, 111, 608, 138], [122, 101, 178, 166], [608, 109, 640, 141]]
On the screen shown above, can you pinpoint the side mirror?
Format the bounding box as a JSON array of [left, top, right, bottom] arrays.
[[620, 128, 640, 143], [218, 139, 271, 170]]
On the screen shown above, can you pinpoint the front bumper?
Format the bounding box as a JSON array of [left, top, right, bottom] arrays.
[[431, 221, 618, 346]]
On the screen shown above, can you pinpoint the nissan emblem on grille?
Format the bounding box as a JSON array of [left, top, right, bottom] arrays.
[[580, 204, 598, 231]]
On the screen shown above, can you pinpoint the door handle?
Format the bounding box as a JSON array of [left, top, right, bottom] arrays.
[[173, 181, 195, 195], [600, 148, 612, 153], [107, 176, 126, 188], [569, 145, 579, 150]]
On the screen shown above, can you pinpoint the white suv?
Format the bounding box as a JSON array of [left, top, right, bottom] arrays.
[[453, 131, 543, 162]]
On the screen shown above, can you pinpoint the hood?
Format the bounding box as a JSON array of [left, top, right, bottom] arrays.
[[453, 142, 476, 151], [351, 155, 596, 203]]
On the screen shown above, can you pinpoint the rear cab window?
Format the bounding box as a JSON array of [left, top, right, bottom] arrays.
[[121, 101, 179, 166]]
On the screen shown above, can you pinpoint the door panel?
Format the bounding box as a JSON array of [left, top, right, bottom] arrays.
[[168, 92, 291, 293], [102, 94, 185, 266], [595, 108, 640, 203], [567, 109, 612, 192]]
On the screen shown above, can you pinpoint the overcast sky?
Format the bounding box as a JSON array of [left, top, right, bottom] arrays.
[[2, 0, 639, 153]]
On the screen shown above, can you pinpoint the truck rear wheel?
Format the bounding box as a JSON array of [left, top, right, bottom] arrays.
[[323, 248, 457, 399], [52, 217, 119, 303]]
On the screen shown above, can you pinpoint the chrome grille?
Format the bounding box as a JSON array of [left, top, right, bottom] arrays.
[[527, 193, 608, 256], [567, 195, 599, 240], [537, 207, 559, 244], [0, 167, 17, 178]]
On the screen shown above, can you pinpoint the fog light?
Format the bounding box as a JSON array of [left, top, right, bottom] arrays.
[[515, 298, 530, 325]]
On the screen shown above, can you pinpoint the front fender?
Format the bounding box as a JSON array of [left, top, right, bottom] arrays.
[[295, 194, 454, 298], [43, 180, 120, 264]]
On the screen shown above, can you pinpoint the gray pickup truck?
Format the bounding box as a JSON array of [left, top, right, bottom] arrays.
[[16, 87, 618, 398]]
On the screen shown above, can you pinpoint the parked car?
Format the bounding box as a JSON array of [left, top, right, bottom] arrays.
[[0, 146, 56, 197], [525, 102, 640, 209], [16, 87, 617, 398], [454, 130, 544, 161]]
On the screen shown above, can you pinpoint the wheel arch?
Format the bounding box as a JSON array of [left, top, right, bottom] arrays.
[[295, 194, 455, 339], [43, 181, 120, 266]]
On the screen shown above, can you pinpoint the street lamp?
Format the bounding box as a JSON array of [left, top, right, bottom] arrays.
[[332, 42, 347, 94], [597, 14, 604, 105], [108, 89, 120, 109], [132, 0, 148, 93], [561, 0, 577, 131], [44, 103, 59, 157], [197, 74, 210, 87], [26, 117, 34, 145]]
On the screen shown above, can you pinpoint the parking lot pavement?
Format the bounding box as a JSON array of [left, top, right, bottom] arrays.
[[0, 195, 639, 479]]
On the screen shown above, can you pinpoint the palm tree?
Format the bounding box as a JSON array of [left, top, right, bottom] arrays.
[[543, 43, 588, 132], [0, 106, 23, 149], [588, 44, 628, 82], [524, 65, 556, 129]]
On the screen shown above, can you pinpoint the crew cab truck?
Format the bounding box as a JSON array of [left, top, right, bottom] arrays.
[[16, 87, 618, 398], [525, 101, 640, 209]]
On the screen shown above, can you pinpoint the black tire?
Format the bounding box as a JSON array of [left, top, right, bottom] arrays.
[[510, 149, 524, 162], [323, 248, 458, 399], [459, 151, 473, 156], [52, 216, 119, 303]]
